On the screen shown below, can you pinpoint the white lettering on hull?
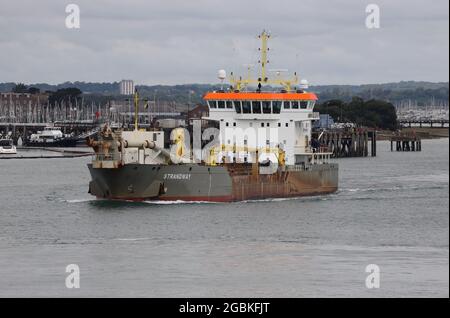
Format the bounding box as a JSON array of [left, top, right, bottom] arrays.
[[163, 173, 192, 180]]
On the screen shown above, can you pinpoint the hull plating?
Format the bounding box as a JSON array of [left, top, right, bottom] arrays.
[[88, 163, 338, 202]]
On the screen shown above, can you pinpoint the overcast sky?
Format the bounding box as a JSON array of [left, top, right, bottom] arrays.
[[0, 0, 448, 85]]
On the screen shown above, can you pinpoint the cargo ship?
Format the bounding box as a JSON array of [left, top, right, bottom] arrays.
[[86, 31, 338, 202]]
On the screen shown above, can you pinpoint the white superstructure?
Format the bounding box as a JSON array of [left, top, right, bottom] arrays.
[[29, 126, 65, 143], [204, 94, 319, 165]]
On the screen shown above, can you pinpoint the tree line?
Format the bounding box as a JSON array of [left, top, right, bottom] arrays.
[[11, 83, 82, 105], [315, 97, 398, 130]]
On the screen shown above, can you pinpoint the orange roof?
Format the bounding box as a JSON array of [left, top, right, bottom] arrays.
[[203, 91, 318, 101]]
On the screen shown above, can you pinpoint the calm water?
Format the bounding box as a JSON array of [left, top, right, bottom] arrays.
[[0, 140, 448, 297]]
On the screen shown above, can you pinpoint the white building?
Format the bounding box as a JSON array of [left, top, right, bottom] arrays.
[[119, 80, 134, 95]]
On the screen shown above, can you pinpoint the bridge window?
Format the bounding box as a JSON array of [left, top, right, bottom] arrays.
[[208, 100, 217, 108], [300, 101, 308, 109], [283, 101, 290, 109], [226, 101, 233, 109], [273, 101, 282, 114], [292, 101, 299, 109], [218, 101, 225, 109], [262, 101, 271, 114], [308, 101, 316, 109], [252, 101, 261, 114], [235, 101, 242, 113], [242, 101, 251, 114]]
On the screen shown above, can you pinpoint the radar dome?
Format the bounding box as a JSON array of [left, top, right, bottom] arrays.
[[299, 79, 309, 89], [218, 69, 227, 80]]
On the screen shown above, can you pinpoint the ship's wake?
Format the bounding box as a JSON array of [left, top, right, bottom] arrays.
[[65, 198, 98, 203], [142, 200, 218, 205]]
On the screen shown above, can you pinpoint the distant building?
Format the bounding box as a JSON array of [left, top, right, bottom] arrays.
[[187, 104, 210, 128], [119, 80, 134, 95], [187, 104, 209, 120]]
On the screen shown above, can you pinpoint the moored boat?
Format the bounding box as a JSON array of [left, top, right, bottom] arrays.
[[0, 138, 17, 154], [24, 126, 78, 147]]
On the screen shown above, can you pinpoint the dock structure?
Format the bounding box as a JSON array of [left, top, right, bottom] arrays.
[[0, 147, 93, 160], [314, 129, 377, 158], [398, 119, 449, 128], [390, 134, 422, 152]]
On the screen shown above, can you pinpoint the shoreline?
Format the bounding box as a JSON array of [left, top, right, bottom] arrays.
[[377, 127, 449, 140]]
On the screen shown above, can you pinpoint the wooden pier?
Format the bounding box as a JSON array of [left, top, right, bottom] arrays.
[[314, 129, 377, 158], [390, 135, 422, 152], [399, 119, 449, 128]]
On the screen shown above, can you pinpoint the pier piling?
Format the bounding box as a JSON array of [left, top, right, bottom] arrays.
[[390, 134, 421, 152], [314, 128, 376, 158]]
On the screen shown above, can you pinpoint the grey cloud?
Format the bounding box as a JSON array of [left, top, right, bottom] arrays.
[[0, 0, 448, 85]]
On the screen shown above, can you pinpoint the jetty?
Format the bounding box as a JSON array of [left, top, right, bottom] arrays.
[[390, 134, 422, 152], [314, 128, 377, 158], [0, 147, 93, 159]]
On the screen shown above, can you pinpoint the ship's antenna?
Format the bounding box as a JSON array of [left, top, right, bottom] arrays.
[[258, 30, 270, 82], [134, 88, 139, 131], [229, 30, 298, 92]]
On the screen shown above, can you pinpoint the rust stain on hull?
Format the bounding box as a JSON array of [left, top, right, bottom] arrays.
[[229, 167, 338, 201]]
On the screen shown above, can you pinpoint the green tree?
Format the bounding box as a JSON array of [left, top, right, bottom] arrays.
[[12, 83, 28, 93], [27, 87, 40, 94], [316, 97, 398, 130], [48, 87, 82, 105]]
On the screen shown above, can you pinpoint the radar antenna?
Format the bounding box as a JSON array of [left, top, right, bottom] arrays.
[[229, 30, 299, 92]]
